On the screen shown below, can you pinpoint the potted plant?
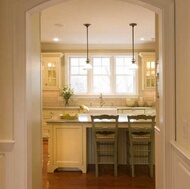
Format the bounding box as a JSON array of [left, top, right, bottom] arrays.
[[60, 85, 74, 106]]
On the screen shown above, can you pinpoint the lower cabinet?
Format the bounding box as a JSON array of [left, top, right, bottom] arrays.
[[117, 108, 155, 115], [47, 123, 87, 173], [43, 108, 80, 139]]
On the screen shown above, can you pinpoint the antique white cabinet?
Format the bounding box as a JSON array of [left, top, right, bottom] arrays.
[[42, 107, 80, 139], [117, 107, 155, 115], [41, 53, 63, 90], [47, 123, 87, 173], [139, 52, 156, 90]]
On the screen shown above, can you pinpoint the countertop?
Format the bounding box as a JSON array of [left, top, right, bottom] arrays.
[[46, 113, 155, 124], [46, 114, 128, 123], [43, 106, 155, 110]]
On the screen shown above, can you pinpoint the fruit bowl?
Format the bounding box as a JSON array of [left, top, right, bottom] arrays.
[[59, 113, 78, 120]]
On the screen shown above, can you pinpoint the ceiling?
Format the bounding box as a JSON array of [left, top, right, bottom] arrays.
[[41, 0, 155, 49]]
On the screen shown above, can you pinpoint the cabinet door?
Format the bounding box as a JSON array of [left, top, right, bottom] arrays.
[[139, 52, 156, 90], [122, 109, 145, 115], [145, 109, 156, 115], [122, 110, 133, 114], [47, 123, 85, 173], [53, 125, 83, 166], [41, 53, 63, 90]]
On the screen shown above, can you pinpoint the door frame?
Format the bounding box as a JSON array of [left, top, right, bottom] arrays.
[[13, 0, 175, 188]]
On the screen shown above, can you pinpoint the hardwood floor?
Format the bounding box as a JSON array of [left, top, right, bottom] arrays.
[[42, 140, 155, 189]]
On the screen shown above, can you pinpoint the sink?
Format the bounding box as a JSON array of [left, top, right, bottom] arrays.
[[88, 107, 117, 115]]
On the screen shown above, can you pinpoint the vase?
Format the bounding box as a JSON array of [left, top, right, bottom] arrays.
[[65, 98, 69, 106]]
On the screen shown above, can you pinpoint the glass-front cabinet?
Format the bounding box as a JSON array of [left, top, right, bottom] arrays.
[[41, 52, 63, 89], [139, 52, 156, 90]]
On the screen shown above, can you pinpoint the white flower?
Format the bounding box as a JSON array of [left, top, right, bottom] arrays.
[[60, 85, 74, 100]]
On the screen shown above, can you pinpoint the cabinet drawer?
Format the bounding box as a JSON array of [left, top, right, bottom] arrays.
[[145, 109, 156, 115]]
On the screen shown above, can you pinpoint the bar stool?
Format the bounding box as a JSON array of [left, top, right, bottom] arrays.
[[91, 114, 119, 177], [127, 114, 156, 177]]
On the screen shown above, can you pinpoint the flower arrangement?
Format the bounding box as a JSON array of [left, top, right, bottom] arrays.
[[60, 85, 74, 106]]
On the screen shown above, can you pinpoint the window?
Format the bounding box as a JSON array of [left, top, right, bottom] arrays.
[[115, 57, 137, 94], [69, 57, 87, 93], [68, 54, 138, 95], [92, 57, 111, 93]]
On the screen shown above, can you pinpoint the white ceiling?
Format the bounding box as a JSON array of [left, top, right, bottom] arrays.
[[41, 0, 155, 48]]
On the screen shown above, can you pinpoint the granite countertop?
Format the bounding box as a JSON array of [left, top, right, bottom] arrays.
[[43, 106, 155, 110], [46, 114, 134, 124]]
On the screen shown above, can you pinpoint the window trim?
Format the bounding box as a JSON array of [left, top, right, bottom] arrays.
[[65, 53, 139, 97]]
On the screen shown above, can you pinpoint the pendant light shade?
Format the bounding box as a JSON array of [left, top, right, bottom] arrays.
[[129, 23, 138, 69], [83, 23, 92, 70]]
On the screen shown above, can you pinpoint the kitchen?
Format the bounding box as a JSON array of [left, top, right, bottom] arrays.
[[4, 0, 189, 188], [41, 0, 157, 183]]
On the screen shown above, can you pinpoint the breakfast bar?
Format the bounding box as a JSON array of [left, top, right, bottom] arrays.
[[46, 113, 155, 173]]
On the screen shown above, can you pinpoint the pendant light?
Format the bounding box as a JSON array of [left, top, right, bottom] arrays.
[[129, 23, 138, 69], [83, 23, 92, 70]]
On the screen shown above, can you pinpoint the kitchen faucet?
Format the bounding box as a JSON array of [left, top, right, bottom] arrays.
[[99, 93, 105, 107]]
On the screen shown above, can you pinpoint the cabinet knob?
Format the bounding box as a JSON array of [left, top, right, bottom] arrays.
[[50, 112, 54, 114]]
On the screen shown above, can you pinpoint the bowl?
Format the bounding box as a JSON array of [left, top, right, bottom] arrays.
[[137, 101, 145, 107], [146, 100, 154, 107], [126, 99, 136, 107]]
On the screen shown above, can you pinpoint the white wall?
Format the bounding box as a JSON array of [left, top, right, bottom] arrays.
[[171, 1, 190, 188], [26, 12, 42, 189], [175, 0, 190, 152], [1, 0, 188, 189]]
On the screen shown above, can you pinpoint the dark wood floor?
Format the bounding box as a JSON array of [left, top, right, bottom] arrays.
[[42, 140, 155, 189]]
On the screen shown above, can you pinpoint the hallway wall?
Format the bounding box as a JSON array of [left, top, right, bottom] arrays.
[[0, 0, 187, 189]]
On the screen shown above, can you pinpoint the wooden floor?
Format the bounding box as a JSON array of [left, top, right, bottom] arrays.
[[42, 140, 155, 189]]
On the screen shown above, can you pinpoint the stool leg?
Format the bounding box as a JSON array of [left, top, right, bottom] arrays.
[[95, 143, 99, 177], [131, 144, 135, 177], [114, 145, 117, 177], [150, 142, 153, 177]]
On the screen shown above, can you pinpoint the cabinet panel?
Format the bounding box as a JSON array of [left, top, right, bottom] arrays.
[[47, 123, 87, 173], [120, 109, 145, 114], [53, 126, 83, 166], [139, 52, 156, 90], [0, 154, 5, 189], [42, 108, 80, 139], [145, 109, 156, 115], [41, 53, 63, 90]]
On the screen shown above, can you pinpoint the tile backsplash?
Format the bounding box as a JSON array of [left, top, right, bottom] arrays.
[[43, 90, 156, 108]]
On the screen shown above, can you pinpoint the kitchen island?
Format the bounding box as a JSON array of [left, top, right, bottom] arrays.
[[46, 113, 155, 173]]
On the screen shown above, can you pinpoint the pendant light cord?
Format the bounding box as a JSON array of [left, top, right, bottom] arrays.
[[129, 23, 137, 64], [84, 24, 91, 63]]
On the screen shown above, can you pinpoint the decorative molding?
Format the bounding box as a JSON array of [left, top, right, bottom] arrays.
[[171, 141, 190, 189], [0, 140, 15, 152], [0, 154, 5, 189], [171, 141, 190, 164]]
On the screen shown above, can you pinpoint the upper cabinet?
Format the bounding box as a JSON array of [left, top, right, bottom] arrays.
[[139, 52, 156, 90], [41, 53, 63, 90]]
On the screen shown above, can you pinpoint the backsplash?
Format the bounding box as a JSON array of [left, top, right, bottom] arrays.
[[42, 90, 156, 107]]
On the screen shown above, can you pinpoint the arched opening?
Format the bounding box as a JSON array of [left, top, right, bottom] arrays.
[[13, 0, 175, 188]]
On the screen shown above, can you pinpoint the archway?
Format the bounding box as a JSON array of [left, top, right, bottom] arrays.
[[14, 0, 175, 188]]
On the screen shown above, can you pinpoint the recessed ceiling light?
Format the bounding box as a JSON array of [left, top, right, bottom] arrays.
[[140, 37, 145, 41], [53, 37, 59, 42]]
